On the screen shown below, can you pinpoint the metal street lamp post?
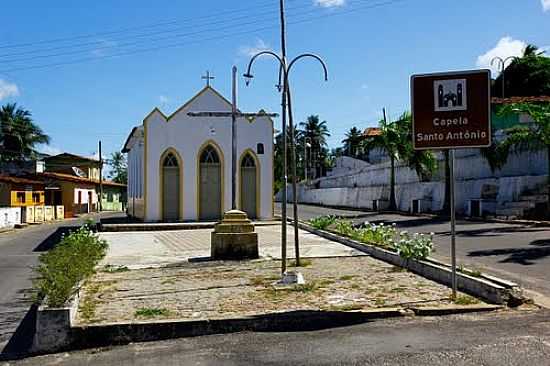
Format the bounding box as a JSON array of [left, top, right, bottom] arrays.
[[244, 50, 328, 273], [491, 56, 516, 98]]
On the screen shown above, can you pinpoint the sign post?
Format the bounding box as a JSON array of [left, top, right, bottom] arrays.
[[411, 69, 491, 299]]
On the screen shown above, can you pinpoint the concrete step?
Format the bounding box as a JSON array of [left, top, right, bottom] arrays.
[[495, 208, 525, 217], [518, 194, 548, 203], [503, 201, 536, 209]]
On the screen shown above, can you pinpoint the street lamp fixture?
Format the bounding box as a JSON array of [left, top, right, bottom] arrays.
[[244, 50, 328, 272]]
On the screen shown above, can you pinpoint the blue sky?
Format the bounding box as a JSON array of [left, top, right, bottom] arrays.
[[0, 0, 549, 160]]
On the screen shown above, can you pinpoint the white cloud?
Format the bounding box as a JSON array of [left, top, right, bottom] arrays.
[[542, 0, 550, 12], [314, 0, 346, 8], [476, 36, 526, 75], [38, 145, 63, 157], [239, 38, 272, 57], [0, 79, 19, 100]]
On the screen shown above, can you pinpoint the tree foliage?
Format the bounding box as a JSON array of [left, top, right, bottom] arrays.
[[0, 103, 50, 163], [493, 44, 550, 97], [107, 151, 128, 184], [341, 127, 363, 158]]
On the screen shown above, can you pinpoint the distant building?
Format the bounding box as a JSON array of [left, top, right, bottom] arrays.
[[123, 86, 274, 222]]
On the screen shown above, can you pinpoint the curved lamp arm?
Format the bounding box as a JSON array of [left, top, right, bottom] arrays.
[[243, 50, 285, 86], [490, 56, 504, 71], [287, 53, 329, 82]]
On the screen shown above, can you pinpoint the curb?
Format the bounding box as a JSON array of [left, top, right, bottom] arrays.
[[297, 222, 525, 306], [408, 304, 504, 316], [99, 221, 280, 232], [31, 303, 508, 355]]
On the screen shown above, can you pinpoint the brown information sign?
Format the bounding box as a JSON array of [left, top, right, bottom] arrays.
[[411, 69, 491, 150]]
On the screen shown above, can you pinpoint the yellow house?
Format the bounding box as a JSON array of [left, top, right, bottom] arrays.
[[0, 175, 45, 207]]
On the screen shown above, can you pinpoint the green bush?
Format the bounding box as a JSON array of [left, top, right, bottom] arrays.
[[333, 219, 355, 237], [34, 225, 108, 308], [308, 215, 336, 230], [391, 231, 434, 260]]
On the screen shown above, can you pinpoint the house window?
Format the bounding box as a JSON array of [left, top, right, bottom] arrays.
[[16, 192, 25, 204], [107, 192, 114, 202], [257, 143, 264, 155], [32, 192, 41, 203]]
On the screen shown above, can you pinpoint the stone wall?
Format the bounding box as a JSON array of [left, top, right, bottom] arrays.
[[279, 149, 548, 215]]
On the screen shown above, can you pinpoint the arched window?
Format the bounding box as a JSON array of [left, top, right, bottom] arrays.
[[200, 146, 220, 164], [163, 153, 179, 167], [241, 153, 256, 167]]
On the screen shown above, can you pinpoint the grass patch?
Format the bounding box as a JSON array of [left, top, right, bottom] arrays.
[[101, 265, 129, 273], [350, 283, 361, 289], [453, 295, 480, 305], [33, 225, 108, 308], [289, 259, 313, 267], [390, 286, 407, 293], [135, 307, 170, 318], [374, 297, 386, 306], [80, 283, 100, 322], [389, 266, 407, 273], [339, 275, 357, 281]]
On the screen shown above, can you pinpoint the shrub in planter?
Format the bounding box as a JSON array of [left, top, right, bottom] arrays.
[[308, 215, 337, 230], [392, 231, 434, 260], [34, 225, 108, 308]]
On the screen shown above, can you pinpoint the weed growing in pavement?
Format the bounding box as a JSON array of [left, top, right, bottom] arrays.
[[135, 307, 170, 318], [339, 275, 357, 281], [453, 295, 480, 305], [33, 225, 108, 308], [101, 264, 129, 273], [289, 259, 313, 267]]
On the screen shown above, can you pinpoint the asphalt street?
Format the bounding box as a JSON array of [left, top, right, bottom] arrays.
[[0, 213, 123, 360], [276, 203, 550, 299], [7, 310, 550, 365]]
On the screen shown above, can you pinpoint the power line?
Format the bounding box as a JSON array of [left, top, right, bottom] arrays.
[[0, 0, 405, 74], [0, 2, 322, 64], [0, 0, 280, 50]]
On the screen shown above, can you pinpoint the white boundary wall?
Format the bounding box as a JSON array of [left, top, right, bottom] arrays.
[[0, 207, 21, 231], [279, 148, 548, 215]]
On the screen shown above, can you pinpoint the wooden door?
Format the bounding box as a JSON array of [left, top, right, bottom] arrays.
[[240, 153, 257, 219], [199, 146, 221, 221], [162, 153, 180, 221]]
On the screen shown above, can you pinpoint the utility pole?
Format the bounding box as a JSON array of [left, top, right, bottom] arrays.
[[98, 140, 103, 212], [279, 0, 289, 274], [231, 66, 238, 210], [243, 0, 328, 277]]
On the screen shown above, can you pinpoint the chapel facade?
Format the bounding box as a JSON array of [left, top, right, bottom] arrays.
[[123, 86, 274, 222]]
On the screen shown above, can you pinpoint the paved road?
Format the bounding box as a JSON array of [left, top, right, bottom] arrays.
[[0, 212, 124, 360], [276, 203, 550, 299], [8, 310, 550, 365]]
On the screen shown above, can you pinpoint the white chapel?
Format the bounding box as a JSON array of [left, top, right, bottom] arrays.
[[123, 85, 274, 222]]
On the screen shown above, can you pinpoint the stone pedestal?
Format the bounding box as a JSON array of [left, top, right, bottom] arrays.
[[211, 210, 259, 260]]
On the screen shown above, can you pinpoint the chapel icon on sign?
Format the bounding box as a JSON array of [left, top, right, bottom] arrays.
[[434, 79, 467, 112]]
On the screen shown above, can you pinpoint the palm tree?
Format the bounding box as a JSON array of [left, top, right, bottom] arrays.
[[0, 103, 50, 163], [299, 115, 330, 178], [107, 152, 128, 184], [342, 127, 363, 158], [492, 44, 550, 97], [361, 111, 436, 211]]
